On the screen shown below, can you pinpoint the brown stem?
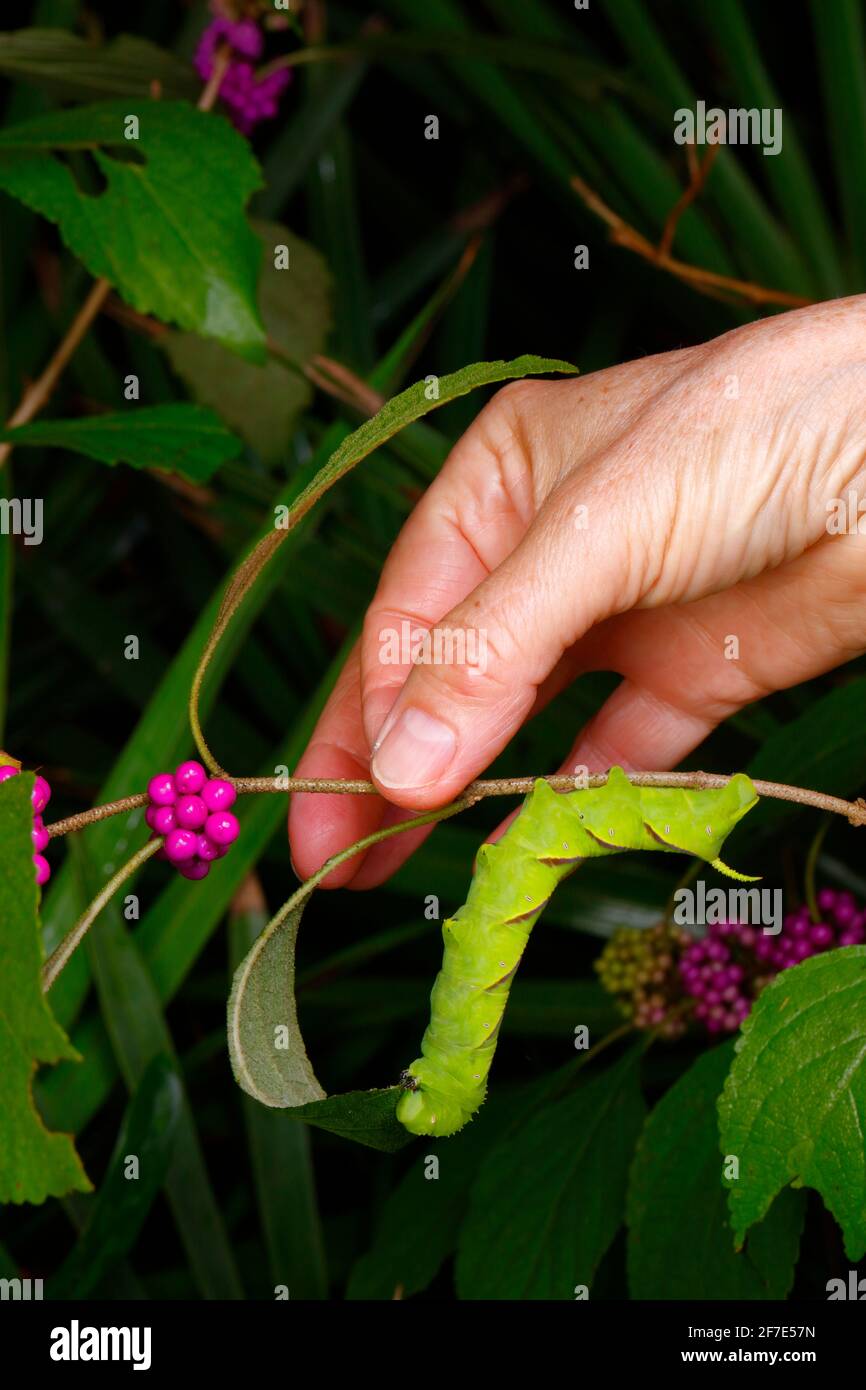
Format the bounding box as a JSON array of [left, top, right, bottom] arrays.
[[658, 142, 719, 260], [44, 769, 866, 840], [0, 43, 232, 471], [199, 42, 232, 110], [571, 173, 811, 310], [0, 279, 112, 469]]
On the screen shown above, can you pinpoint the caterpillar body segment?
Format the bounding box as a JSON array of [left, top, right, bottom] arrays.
[[396, 767, 758, 1137]]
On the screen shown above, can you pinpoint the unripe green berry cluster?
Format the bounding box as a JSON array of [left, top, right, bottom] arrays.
[[596, 922, 690, 1039]]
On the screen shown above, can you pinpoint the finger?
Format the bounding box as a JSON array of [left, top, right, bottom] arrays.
[[360, 385, 538, 749], [366, 451, 668, 807], [485, 526, 866, 840], [287, 643, 386, 886]]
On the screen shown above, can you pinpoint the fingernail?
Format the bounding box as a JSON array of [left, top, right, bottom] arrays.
[[366, 687, 398, 753], [371, 707, 457, 790]]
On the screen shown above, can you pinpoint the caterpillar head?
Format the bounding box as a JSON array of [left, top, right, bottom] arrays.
[[396, 1062, 480, 1137]]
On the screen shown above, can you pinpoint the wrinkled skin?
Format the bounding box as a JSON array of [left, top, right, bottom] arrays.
[[289, 296, 866, 887]]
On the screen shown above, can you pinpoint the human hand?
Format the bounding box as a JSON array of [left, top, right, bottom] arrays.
[[289, 296, 866, 887]]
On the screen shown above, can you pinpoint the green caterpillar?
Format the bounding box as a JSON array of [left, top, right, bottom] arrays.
[[397, 767, 759, 1138]]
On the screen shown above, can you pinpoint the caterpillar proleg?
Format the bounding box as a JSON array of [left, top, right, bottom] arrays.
[[397, 766, 759, 1137]]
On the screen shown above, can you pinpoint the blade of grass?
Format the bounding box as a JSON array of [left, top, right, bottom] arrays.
[[307, 121, 375, 373], [256, 52, 367, 216], [811, 0, 866, 285], [703, 0, 843, 297], [37, 632, 357, 1134], [602, 0, 813, 295], [49, 1055, 182, 1299], [229, 885, 328, 1299], [380, 0, 738, 280], [73, 840, 243, 1300]]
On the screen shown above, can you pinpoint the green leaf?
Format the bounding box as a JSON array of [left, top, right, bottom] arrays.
[[347, 1095, 514, 1298], [0, 773, 91, 1205], [230, 900, 328, 1298], [318, 355, 576, 488], [72, 841, 243, 1298], [455, 1046, 645, 1298], [163, 223, 332, 463], [49, 1054, 182, 1298], [719, 948, 866, 1260], [627, 1043, 805, 1299], [0, 404, 242, 481], [229, 899, 326, 1111], [0, 29, 200, 102], [0, 100, 266, 360], [292, 1090, 410, 1153]]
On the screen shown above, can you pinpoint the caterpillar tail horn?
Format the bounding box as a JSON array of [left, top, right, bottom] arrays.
[[710, 857, 761, 882]]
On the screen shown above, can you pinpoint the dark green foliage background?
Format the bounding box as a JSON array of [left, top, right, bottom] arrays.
[[1, 0, 865, 1300]]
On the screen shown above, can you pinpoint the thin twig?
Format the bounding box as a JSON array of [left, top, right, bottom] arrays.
[[658, 142, 719, 260], [199, 42, 232, 110], [44, 769, 866, 840], [0, 279, 112, 469], [571, 173, 811, 310]]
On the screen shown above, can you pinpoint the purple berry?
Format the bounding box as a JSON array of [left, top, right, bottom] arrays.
[[148, 773, 177, 807], [202, 777, 236, 812], [205, 810, 239, 847], [31, 775, 51, 813], [809, 923, 834, 949], [175, 760, 206, 795], [175, 794, 208, 830], [164, 828, 197, 863], [149, 832, 169, 862], [196, 834, 220, 863], [834, 900, 858, 927], [178, 859, 211, 881], [33, 853, 50, 886], [0, 764, 19, 783], [31, 818, 49, 852], [151, 805, 177, 836]]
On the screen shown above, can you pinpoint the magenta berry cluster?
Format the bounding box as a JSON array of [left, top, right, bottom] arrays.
[[194, 16, 291, 134], [146, 761, 239, 881], [0, 764, 52, 885], [680, 887, 866, 1034]]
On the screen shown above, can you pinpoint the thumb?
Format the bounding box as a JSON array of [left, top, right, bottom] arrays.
[[368, 474, 658, 807]]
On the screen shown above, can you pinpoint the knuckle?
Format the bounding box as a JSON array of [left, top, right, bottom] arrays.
[[414, 620, 519, 707]]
